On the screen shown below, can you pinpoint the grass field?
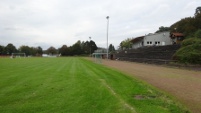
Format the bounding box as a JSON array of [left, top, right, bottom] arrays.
[[0, 57, 189, 113]]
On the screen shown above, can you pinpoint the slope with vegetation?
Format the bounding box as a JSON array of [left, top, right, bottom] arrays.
[[170, 7, 201, 64]]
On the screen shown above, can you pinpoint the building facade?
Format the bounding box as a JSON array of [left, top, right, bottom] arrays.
[[131, 31, 173, 49]]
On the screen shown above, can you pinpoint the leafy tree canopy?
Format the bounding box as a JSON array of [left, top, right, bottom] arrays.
[[0, 45, 6, 55], [155, 26, 170, 33], [195, 29, 201, 38], [36, 46, 43, 55], [47, 46, 57, 55], [109, 44, 115, 53], [195, 6, 201, 17], [170, 6, 201, 37], [0, 39, 98, 56], [119, 38, 132, 50], [58, 45, 69, 56], [19, 45, 43, 56], [5, 43, 17, 55]]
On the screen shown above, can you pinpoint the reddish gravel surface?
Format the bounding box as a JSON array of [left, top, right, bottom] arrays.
[[96, 59, 201, 113]]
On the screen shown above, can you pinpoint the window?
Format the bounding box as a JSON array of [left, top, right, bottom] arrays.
[[155, 41, 160, 45], [147, 41, 153, 45]]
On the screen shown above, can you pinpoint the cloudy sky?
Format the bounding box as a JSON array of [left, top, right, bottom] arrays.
[[0, 0, 200, 49]]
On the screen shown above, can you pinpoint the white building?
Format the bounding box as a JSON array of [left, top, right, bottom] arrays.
[[131, 31, 172, 49]]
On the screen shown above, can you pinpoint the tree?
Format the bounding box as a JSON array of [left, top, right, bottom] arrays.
[[36, 46, 43, 56], [170, 17, 196, 36], [30, 47, 38, 56], [195, 6, 201, 17], [109, 44, 115, 53], [19, 45, 31, 56], [71, 41, 83, 55], [194, 7, 201, 29], [170, 7, 201, 38], [71, 40, 98, 55], [5, 43, 17, 55], [0, 45, 5, 55], [155, 26, 170, 33], [18, 46, 42, 56], [83, 40, 98, 54], [83, 41, 90, 54], [119, 38, 132, 50], [58, 45, 70, 56], [47, 46, 57, 55], [89, 40, 98, 53], [195, 29, 201, 38]]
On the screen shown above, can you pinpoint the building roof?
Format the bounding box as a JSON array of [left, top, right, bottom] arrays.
[[171, 33, 184, 37], [130, 36, 144, 43]]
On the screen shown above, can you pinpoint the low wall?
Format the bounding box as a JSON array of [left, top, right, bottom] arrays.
[[116, 45, 180, 64]]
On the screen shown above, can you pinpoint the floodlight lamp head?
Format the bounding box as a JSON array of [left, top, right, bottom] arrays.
[[106, 16, 109, 19]]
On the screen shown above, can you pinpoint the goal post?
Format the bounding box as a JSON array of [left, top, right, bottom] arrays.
[[92, 53, 107, 64], [11, 53, 26, 58]]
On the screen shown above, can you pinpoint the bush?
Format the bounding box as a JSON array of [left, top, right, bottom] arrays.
[[173, 43, 201, 64], [181, 38, 201, 47], [195, 29, 201, 38]]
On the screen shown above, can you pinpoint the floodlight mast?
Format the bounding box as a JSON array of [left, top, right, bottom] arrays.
[[106, 16, 109, 59]]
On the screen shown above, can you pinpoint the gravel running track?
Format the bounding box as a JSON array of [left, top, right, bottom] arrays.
[[96, 59, 201, 113]]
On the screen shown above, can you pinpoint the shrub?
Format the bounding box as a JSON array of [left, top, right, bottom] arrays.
[[195, 29, 201, 38], [181, 38, 201, 47], [173, 43, 201, 64]]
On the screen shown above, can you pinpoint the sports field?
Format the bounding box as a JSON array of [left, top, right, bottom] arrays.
[[0, 57, 188, 113]]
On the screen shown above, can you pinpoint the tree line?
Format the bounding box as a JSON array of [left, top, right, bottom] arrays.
[[57, 40, 98, 56], [155, 7, 201, 38], [0, 40, 99, 56], [169, 7, 201, 38]]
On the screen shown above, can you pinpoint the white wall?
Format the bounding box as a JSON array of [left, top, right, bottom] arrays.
[[143, 32, 171, 46]]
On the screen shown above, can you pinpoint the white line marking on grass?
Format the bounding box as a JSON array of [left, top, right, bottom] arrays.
[[99, 79, 137, 113]]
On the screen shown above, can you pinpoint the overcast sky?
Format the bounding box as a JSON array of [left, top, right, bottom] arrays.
[[0, 0, 200, 49]]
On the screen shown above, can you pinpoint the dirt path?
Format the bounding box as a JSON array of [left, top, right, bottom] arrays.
[[99, 59, 201, 113]]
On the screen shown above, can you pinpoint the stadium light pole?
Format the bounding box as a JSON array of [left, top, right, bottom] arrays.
[[106, 16, 109, 59], [89, 37, 91, 56]]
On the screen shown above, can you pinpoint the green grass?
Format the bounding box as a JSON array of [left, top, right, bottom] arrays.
[[0, 57, 189, 113]]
